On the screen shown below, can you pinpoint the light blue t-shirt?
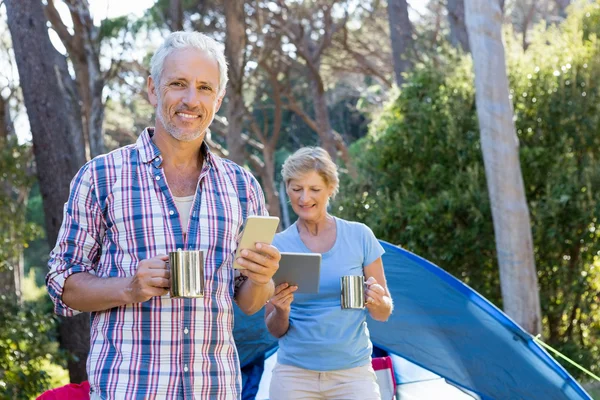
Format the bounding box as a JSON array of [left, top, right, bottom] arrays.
[[272, 216, 385, 371]]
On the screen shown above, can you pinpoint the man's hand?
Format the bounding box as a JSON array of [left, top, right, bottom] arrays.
[[237, 242, 280, 285], [125, 255, 170, 303], [269, 283, 297, 314]]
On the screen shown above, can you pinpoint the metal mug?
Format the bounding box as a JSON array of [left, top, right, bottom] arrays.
[[340, 275, 366, 309], [169, 250, 205, 298]]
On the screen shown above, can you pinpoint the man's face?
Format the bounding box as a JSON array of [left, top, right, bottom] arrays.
[[148, 47, 224, 142]]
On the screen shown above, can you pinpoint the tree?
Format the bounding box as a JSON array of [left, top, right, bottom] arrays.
[[0, 38, 24, 299], [45, 0, 107, 158], [447, 0, 470, 52], [168, 0, 184, 31], [387, 0, 413, 86], [555, 0, 571, 17], [336, 14, 600, 371], [224, 0, 247, 166], [332, 1, 394, 89], [465, 0, 542, 334], [0, 94, 31, 302], [5, 0, 90, 383], [269, 0, 351, 164]]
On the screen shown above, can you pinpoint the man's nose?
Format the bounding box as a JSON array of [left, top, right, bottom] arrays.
[[183, 86, 201, 107]]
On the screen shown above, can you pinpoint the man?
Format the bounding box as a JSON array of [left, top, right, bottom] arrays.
[[46, 31, 279, 399]]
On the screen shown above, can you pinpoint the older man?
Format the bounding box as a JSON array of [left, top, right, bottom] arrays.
[[46, 31, 279, 399]]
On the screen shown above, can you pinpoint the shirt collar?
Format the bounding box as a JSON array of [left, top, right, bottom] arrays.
[[136, 127, 220, 172]]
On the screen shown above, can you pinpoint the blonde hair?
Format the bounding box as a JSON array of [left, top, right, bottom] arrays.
[[281, 147, 339, 199]]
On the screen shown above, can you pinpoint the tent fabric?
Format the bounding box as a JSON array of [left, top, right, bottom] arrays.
[[233, 240, 591, 400]]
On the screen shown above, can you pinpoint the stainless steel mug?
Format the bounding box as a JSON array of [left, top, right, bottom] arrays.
[[169, 250, 205, 298], [340, 275, 365, 309]]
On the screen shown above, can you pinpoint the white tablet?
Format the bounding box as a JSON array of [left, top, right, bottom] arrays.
[[273, 252, 321, 294], [233, 215, 280, 269]]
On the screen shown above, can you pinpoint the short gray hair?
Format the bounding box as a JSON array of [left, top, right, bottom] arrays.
[[281, 147, 340, 199], [150, 31, 229, 96]]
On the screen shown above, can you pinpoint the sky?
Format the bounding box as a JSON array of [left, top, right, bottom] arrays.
[[88, 0, 156, 22]]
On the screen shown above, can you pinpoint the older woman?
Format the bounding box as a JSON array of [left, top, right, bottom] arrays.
[[265, 147, 393, 400]]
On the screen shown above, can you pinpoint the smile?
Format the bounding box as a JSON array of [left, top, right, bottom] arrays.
[[176, 112, 200, 119]]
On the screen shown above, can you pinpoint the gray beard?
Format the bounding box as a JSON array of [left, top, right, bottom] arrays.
[[156, 98, 204, 142]]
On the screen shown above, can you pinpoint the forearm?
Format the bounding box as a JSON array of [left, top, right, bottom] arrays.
[[62, 272, 133, 312], [265, 306, 290, 338], [235, 279, 275, 315], [368, 296, 394, 322]]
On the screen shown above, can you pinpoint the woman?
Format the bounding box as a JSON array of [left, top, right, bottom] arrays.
[[266, 147, 393, 400]]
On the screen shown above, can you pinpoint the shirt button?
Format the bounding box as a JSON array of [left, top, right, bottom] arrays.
[[155, 175, 161, 181], [184, 365, 189, 372], [169, 210, 175, 215], [184, 328, 189, 334]]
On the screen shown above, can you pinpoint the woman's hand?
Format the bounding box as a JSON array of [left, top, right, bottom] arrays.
[[269, 283, 298, 314], [365, 276, 393, 321]]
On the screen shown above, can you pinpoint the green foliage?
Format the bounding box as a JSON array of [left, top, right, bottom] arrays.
[[0, 137, 39, 272], [0, 138, 64, 398], [0, 295, 65, 400], [337, 52, 500, 297], [337, 2, 600, 379], [24, 184, 50, 287], [98, 15, 130, 41]]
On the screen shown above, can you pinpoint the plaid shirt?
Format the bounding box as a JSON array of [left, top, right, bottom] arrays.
[[47, 128, 267, 399]]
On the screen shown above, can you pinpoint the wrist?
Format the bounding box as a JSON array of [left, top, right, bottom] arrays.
[[247, 277, 273, 287], [120, 276, 134, 304]]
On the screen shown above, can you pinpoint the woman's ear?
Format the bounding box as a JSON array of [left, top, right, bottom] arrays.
[[328, 185, 336, 199]]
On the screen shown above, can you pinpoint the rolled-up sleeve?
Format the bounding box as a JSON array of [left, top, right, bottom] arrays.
[[46, 162, 104, 316]]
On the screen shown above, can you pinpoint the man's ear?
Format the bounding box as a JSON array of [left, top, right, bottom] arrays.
[[147, 76, 158, 107], [215, 90, 226, 112]]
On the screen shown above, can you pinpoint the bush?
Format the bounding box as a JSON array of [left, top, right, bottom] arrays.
[[0, 295, 65, 399], [0, 138, 65, 398], [337, 2, 600, 379]]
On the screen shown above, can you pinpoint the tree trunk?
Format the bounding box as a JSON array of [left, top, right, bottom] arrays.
[[0, 247, 23, 301], [465, 0, 542, 335], [55, 51, 87, 168], [6, 0, 90, 383], [169, 0, 184, 31], [447, 0, 470, 52], [555, 0, 570, 18], [87, 70, 105, 158], [279, 181, 291, 229], [0, 96, 15, 138], [69, 0, 105, 158], [0, 97, 27, 303], [45, 0, 105, 158], [310, 76, 337, 161], [262, 148, 281, 220], [224, 0, 247, 166], [387, 0, 413, 86]]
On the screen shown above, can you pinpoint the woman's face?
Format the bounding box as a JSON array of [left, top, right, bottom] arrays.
[[286, 170, 334, 222]]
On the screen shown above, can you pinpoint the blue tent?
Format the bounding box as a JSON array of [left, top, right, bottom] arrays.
[[233, 240, 591, 400]]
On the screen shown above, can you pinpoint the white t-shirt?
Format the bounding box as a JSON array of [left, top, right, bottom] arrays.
[[173, 195, 195, 234]]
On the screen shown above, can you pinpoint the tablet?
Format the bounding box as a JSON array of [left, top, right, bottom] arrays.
[[233, 215, 280, 269], [273, 252, 321, 294]]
